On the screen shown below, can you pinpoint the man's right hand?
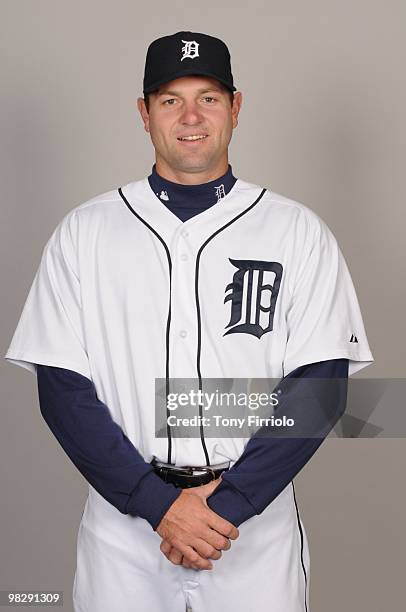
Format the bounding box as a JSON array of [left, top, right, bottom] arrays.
[[156, 479, 239, 570]]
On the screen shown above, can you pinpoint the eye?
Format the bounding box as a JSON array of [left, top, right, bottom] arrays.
[[162, 98, 176, 105], [203, 96, 216, 103]]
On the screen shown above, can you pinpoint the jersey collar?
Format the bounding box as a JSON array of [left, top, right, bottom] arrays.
[[118, 176, 268, 248]]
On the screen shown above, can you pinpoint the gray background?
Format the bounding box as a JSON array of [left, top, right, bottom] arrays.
[[1, 0, 405, 610]]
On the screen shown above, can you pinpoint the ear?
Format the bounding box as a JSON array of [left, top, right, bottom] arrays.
[[231, 91, 242, 129], [137, 97, 150, 133]]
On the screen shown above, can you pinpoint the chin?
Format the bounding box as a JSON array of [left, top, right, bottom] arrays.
[[172, 155, 214, 174]]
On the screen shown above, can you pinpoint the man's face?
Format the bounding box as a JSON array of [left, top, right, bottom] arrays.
[[137, 76, 242, 178]]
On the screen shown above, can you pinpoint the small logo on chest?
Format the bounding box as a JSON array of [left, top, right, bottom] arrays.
[[214, 184, 226, 201], [224, 258, 283, 339]]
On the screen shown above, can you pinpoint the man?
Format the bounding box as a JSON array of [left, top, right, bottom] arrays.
[[5, 31, 374, 611]]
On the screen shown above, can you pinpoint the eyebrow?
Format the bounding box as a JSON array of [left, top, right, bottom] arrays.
[[157, 87, 224, 97]]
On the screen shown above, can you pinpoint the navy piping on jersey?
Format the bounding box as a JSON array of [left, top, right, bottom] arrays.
[[194, 188, 267, 465], [292, 480, 308, 612], [118, 187, 174, 464], [118, 184, 267, 466]]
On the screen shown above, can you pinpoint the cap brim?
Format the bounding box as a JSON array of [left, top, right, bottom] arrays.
[[143, 68, 236, 95]]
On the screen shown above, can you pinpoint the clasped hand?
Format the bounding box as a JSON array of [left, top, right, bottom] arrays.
[[156, 477, 239, 570]]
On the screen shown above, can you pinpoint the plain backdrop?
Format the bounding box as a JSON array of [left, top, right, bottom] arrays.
[[1, 1, 405, 611]]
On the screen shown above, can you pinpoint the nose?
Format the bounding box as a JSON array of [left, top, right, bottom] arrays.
[[179, 100, 204, 125]]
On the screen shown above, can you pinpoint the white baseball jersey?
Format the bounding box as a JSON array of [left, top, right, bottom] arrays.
[[5, 176, 374, 612]]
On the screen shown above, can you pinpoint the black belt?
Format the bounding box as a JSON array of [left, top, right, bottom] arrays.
[[151, 456, 230, 488]]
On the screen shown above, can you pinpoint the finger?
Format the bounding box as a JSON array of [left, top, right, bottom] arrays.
[[207, 513, 239, 540], [197, 526, 231, 552], [209, 529, 231, 551], [170, 538, 213, 570], [168, 547, 183, 565], [160, 540, 172, 555], [193, 537, 222, 561], [202, 477, 222, 495], [193, 478, 223, 502]]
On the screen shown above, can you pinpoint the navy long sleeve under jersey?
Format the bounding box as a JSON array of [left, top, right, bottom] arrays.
[[37, 358, 348, 529], [207, 358, 349, 525], [35, 165, 349, 529]]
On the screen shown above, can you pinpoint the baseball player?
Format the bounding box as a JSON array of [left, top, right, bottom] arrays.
[[5, 31, 374, 612]]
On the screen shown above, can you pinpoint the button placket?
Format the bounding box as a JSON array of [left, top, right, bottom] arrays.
[[168, 227, 197, 463], [171, 227, 195, 347], [169, 227, 197, 379]]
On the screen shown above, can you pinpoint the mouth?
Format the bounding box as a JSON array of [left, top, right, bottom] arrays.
[[177, 134, 209, 143]]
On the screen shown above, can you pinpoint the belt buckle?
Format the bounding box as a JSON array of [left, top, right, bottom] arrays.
[[151, 457, 229, 480], [151, 458, 194, 476], [191, 466, 216, 480]]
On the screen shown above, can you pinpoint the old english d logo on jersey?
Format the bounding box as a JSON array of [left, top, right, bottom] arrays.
[[181, 40, 199, 61], [215, 184, 226, 202], [224, 259, 283, 338]]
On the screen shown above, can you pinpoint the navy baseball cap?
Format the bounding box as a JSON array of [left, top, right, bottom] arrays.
[[143, 31, 236, 95]]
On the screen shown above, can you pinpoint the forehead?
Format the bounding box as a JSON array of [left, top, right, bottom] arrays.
[[154, 75, 225, 96]]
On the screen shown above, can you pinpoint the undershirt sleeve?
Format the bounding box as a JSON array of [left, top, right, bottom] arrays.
[[36, 364, 181, 530], [207, 358, 349, 526], [37, 360, 348, 530]]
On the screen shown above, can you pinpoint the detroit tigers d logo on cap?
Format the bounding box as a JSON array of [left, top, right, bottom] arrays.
[[224, 259, 283, 339], [143, 31, 236, 95], [180, 39, 199, 61]]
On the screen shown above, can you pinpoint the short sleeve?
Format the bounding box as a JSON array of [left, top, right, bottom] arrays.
[[283, 211, 374, 377], [4, 211, 91, 379]]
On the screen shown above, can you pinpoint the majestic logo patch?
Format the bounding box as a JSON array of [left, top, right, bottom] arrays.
[[224, 259, 283, 338], [181, 40, 199, 61]]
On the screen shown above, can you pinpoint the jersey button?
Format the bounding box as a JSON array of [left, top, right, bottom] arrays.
[[180, 253, 188, 261], [179, 330, 188, 338], [180, 229, 189, 238]]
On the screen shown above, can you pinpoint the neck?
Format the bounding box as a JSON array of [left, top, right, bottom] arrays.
[[147, 163, 237, 223], [154, 158, 229, 185]]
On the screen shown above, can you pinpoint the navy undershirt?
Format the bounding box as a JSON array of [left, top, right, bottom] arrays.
[[35, 166, 349, 530], [147, 163, 237, 222]]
